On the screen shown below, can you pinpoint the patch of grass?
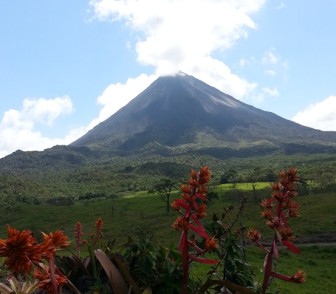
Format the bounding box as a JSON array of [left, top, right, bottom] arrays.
[[247, 245, 336, 294], [0, 188, 335, 291], [218, 182, 271, 191], [0, 191, 335, 244], [189, 245, 336, 293]]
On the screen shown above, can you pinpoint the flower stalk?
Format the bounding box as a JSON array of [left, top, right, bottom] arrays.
[[247, 168, 306, 293], [172, 166, 219, 294]]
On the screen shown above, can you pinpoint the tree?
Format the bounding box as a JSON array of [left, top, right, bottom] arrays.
[[220, 168, 238, 184], [153, 178, 177, 214], [264, 168, 277, 182], [248, 167, 261, 201], [206, 191, 218, 207]]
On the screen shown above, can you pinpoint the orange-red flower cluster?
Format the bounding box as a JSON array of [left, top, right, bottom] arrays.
[[292, 270, 306, 283], [89, 217, 104, 245], [0, 225, 41, 275], [40, 230, 70, 258], [260, 168, 300, 239], [247, 167, 305, 293], [171, 166, 218, 294], [34, 265, 68, 292], [196, 203, 207, 219], [95, 217, 104, 240], [247, 228, 261, 242], [278, 227, 295, 241], [74, 221, 86, 254], [204, 236, 219, 251], [0, 224, 70, 291], [171, 216, 189, 230]]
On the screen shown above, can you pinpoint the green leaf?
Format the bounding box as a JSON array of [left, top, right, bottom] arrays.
[[94, 249, 129, 294]]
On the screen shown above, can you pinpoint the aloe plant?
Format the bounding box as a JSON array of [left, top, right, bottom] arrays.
[[0, 277, 38, 294]]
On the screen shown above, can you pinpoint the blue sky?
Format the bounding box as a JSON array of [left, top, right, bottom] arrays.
[[1, 0, 336, 158]]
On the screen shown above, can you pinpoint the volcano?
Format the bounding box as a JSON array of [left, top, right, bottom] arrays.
[[71, 72, 336, 154]]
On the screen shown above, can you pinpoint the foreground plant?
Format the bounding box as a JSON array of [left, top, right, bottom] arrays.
[[123, 238, 183, 293], [200, 198, 255, 293], [0, 225, 70, 294], [0, 276, 38, 294], [55, 218, 109, 293], [171, 166, 219, 294], [247, 167, 306, 293], [0, 167, 308, 293]]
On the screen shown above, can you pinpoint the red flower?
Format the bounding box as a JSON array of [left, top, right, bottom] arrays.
[[260, 198, 274, 209], [190, 169, 198, 180], [261, 209, 274, 220], [278, 227, 295, 241], [171, 199, 180, 211], [198, 166, 211, 185], [34, 265, 67, 293], [247, 229, 261, 242], [270, 269, 306, 284], [95, 217, 104, 240], [286, 200, 300, 217], [292, 269, 306, 283], [204, 236, 218, 251], [172, 217, 189, 231], [0, 225, 42, 275], [172, 166, 217, 294], [266, 220, 275, 229], [181, 184, 191, 194], [249, 168, 303, 294], [196, 204, 207, 219], [41, 230, 70, 258], [74, 221, 85, 254]]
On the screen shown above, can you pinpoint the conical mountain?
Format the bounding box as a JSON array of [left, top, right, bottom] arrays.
[[72, 72, 336, 154]]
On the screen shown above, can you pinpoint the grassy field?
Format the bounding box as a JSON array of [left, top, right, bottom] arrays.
[[1, 185, 335, 244], [0, 186, 335, 293], [247, 245, 336, 294], [218, 182, 271, 191]]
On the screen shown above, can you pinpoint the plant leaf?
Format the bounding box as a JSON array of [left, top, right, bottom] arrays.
[[178, 230, 187, 253], [271, 270, 304, 284], [282, 240, 300, 254], [22, 280, 39, 294], [272, 240, 279, 260], [95, 249, 129, 294], [8, 277, 19, 292], [189, 224, 209, 239], [111, 254, 142, 294], [0, 283, 13, 294], [262, 252, 273, 291], [188, 255, 219, 265]]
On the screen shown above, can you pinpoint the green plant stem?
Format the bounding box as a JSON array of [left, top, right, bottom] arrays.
[[88, 245, 100, 291]]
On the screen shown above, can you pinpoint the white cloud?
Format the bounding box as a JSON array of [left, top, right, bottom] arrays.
[[87, 73, 157, 129], [87, 0, 265, 128], [179, 56, 257, 99], [251, 87, 279, 103], [264, 69, 277, 76], [239, 58, 249, 67], [238, 56, 257, 68], [1, 0, 267, 157], [0, 96, 78, 158], [263, 87, 279, 97], [292, 96, 336, 131], [90, 0, 264, 76], [261, 49, 288, 81], [262, 48, 280, 65]]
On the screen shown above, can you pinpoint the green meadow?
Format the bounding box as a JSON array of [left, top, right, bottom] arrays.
[[0, 179, 335, 293]]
